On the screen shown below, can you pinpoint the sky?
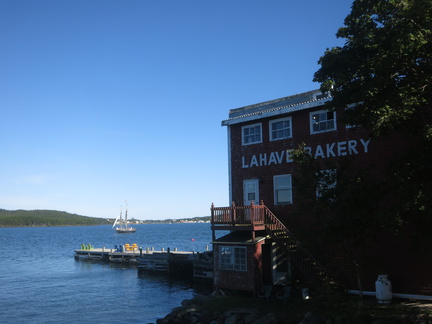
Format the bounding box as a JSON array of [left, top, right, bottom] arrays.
[[0, 0, 354, 220]]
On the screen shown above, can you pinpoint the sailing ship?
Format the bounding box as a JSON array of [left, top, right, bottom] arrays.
[[112, 202, 136, 233]]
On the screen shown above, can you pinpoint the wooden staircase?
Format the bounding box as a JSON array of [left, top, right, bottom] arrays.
[[262, 205, 331, 290], [211, 202, 332, 290]]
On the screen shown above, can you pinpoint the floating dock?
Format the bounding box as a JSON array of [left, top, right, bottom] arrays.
[[74, 244, 141, 263], [74, 247, 141, 263], [74, 244, 213, 279]]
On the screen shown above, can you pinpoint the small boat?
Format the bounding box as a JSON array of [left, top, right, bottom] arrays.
[[113, 202, 136, 233]]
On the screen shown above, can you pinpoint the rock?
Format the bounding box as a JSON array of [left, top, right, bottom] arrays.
[[245, 312, 261, 323], [251, 312, 279, 324], [223, 310, 234, 317], [224, 314, 238, 324], [181, 299, 194, 307], [193, 294, 211, 305], [298, 312, 328, 324], [304, 312, 314, 321], [197, 310, 216, 324]]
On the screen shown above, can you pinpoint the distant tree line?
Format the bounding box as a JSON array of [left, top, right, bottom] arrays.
[[140, 216, 211, 224], [0, 209, 110, 227]]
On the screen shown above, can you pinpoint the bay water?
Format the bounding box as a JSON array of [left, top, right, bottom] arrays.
[[0, 223, 219, 324]]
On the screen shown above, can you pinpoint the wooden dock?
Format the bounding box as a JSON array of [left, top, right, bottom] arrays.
[[74, 247, 141, 263], [137, 250, 195, 273], [74, 245, 213, 279]]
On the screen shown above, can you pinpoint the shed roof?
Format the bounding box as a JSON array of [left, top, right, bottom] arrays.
[[221, 89, 331, 126], [212, 231, 267, 245]]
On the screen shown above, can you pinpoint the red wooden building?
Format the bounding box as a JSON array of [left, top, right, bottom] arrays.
[[211, 89, 432, 297]]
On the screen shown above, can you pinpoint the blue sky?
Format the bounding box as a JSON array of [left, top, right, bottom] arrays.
[[0, 0, 353, 220]]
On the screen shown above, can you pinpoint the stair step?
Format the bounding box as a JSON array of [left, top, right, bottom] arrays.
[[266, 227, 329, 288]]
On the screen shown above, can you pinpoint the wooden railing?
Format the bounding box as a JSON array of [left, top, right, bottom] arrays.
[[211, 201, 265, 225], [211, 201, 331, 289], [262, 204, 331, 289]]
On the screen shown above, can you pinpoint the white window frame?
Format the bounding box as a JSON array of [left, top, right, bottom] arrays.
[[219, 246, 247, 271], [310, 110, 337, 134], [242, 123, 262, 145], [273, 174, 293, 205], [269, 117, 292, 141]]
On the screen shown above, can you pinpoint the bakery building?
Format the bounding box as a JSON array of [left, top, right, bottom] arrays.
[[211, 89, 432, 297]]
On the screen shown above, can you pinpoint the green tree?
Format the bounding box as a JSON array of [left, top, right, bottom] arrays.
[[313, 0, 432, 239], [0, 209, 110, 227], [290, 144, 384, 293], [289, 0, 432, 292], [314, 0, 432, 138]]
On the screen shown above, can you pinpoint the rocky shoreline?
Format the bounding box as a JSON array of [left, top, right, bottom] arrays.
[[156, 294, 291, 324], [156, 293, 432, 324]]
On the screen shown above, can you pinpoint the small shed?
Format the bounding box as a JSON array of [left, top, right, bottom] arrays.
[[212, 231, 269, 295]]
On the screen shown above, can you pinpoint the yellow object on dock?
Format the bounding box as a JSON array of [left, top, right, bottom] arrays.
[[123, 243, 138, 251]]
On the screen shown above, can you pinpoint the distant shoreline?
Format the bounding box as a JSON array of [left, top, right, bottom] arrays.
[[0, 209, 211, 227], [0, 222, 211, 228]]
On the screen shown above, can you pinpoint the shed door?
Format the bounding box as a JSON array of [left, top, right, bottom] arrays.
[[243, 179, 259, 206]]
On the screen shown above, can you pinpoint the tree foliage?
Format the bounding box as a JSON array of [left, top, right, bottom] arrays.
[[314, 0, 432, 138], [291, 0, 432, 287], [0, 209, 110, 227], [290, 144, 386, 287], [313, 0, 432, 234]]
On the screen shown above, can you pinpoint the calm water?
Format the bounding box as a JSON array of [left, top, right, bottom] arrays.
[[0, 223, 219, 324]]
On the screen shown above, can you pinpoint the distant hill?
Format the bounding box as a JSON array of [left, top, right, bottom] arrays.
[[0, 209, 110, 227]]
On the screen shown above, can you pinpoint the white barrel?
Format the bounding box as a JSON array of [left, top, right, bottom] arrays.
[[375, 274, 392, 303]]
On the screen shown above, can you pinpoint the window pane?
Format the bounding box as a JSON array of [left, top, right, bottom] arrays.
[[242, 124, 262, 145], [311, 111, 336, 134], [274, 175, 292, 205], [220, 246, 247, 271], [277, 190, 291, 203], [270, 118, 291, 141]]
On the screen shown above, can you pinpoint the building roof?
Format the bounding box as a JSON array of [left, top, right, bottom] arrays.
[[221, 89, 331, 126], [212, 231, 267, 245]]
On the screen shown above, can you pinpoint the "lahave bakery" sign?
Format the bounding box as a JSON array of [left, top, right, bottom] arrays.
[[241, 138, 371, 168]]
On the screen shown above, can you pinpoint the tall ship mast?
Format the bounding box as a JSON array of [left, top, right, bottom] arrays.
[[112, 201, 136, 233]]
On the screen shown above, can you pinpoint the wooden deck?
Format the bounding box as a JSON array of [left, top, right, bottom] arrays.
[[211, 202, 266, 227]]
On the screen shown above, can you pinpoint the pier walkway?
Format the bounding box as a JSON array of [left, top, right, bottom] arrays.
[[74, 245, 213, 279]]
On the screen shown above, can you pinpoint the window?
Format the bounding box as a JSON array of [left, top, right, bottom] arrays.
[[220, 246, 247, 271], [274, 174, 293, 205], [345, 103, 360, 129], [242, 123, 262, 145], [316, 169, 337, 200], [310, 110, 336, 134], [270, 117, 292, 141]]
